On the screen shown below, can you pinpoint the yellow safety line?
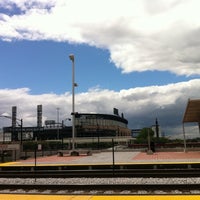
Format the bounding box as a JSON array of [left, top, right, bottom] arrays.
[[0, 162, 19, 166], [1, 159, 200, 167], [92, 196, 200, 200], [2, 161, 200, 167], [0, 194, 200, 200]]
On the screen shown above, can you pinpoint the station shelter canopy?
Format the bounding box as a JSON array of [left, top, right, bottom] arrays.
[[182, 99, 200, 151], [182, 99, 200, 123]]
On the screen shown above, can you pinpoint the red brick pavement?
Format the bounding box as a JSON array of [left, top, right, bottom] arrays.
[[133, 151, 200, 161], [17, 151, 200, 165]]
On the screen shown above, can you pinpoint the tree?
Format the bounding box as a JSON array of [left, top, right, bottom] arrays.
[[136, 127, 154, 143]]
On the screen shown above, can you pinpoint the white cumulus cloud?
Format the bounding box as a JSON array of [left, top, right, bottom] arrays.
[[0, 0, 200, 75], [0, 79, 200, 137]]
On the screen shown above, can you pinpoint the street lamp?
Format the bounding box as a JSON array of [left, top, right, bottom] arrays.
[[69, 54, 78, 151]]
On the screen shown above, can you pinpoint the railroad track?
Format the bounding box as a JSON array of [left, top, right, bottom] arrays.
[[0, 183, 200, 195], [0, 168, 200, 178], [1, 168, 200, 194]]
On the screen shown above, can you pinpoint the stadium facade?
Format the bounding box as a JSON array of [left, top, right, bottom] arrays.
[[2, 111, 131, 142]]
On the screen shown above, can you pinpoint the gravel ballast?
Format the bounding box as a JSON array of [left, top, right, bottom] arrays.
[[0, 177, 200, 185]]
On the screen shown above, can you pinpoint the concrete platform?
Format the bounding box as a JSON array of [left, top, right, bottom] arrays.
[[1, 151, 200, 166]]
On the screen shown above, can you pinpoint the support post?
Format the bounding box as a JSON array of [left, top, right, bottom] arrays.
[[182, 123, 187, 152], [112, 138, 115, 175]]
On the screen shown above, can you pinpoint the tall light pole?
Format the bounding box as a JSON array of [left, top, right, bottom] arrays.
[[69, 54, 77, 151]]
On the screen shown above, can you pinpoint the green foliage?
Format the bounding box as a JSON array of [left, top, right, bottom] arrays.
[[186, 138, 200, 142], [154, 136, 170, 143], [135, 128, 173, 144], [171, 138, 183, 143], [47, 141, 62, 150], [23, 141, 38, 151], [136, 127, 154, 143]]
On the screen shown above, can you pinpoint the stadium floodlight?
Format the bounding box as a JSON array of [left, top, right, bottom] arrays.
[[69, 54, 76, 151]]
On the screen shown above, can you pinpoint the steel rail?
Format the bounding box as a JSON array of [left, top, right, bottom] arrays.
[[0, 168, 200, 178]]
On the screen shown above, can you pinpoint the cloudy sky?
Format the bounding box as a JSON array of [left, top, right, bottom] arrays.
[[0, 0, 200, 138]]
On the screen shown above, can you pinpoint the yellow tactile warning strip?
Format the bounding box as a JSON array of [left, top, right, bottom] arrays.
[[93, 196, 200, 200], [2, 160, 200, 167], [0, 162, 19, 166], [1, 195, 200, 200]]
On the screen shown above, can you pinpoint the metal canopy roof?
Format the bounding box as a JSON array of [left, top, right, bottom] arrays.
[[183, 99, 200, 123]]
